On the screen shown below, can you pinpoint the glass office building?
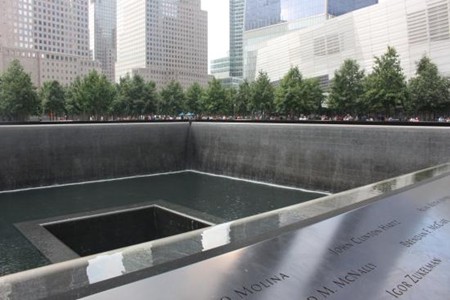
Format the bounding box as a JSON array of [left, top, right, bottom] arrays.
[[89, 0, 117, 82], [328, 0, 378, 17], [230, 0, 245, 77], [244, 0, 378, 31]]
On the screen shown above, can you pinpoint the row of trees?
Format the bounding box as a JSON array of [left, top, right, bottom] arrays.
[[328, 47, 450, 119], [1, 46, 449, 121]]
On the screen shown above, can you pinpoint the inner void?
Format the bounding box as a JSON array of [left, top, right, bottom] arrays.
[[43, 205, 212, 257], [4, 171, 325, 276]]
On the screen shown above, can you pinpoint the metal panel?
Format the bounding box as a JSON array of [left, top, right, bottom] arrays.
[[83, 174, 450, 300]]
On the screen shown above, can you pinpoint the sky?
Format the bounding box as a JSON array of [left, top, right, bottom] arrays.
[[201, 0, 229, 63]]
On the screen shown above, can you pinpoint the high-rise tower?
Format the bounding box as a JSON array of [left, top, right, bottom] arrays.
[[229, 0, 245, 78], [0, 0, 99, 87], [89, 0, 117, 82], [116, 0, 208, 88]]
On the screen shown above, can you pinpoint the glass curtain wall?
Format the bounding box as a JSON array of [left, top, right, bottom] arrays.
[[245, 0, 327, 31], [244, 0, 379, 31], [328, 0, 378, 17]]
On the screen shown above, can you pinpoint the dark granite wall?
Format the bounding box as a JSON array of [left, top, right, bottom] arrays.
[[0, 123, 189, 191], [1, 122, 449, 193], [187, 123, 450, 192]]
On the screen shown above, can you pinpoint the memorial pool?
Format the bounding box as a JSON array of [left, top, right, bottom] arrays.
[[0, 171, 325, 276]]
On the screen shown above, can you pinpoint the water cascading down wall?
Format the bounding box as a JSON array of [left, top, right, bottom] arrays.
[[1, 122, 450, 193]]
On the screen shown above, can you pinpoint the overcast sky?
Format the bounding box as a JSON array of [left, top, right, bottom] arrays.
[[201, 0, 229, 63]]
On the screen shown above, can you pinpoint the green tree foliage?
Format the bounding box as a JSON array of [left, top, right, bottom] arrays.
[[235, 79, 252, 116], [275, 66, 303, 116], [185, 82, 204, 114], [202, 78, 226, 115], [159, 80, 185, 115], [39, 80, 66, 120], [112, 75, 157, 118], [224, 87, 237, 116], [0, 60, 39, 121], [407, 56, 450, 118], [275, 67, 324, 117], [250, 71, 274, 117], [328, 59, 366, 115], [65, 76, 83, 117], [66, 70, 115, 120], [302, 78, 324, 115], [364, 46, 407, 116]]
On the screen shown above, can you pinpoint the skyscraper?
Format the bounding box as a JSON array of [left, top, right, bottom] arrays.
[[0, 0, 100, 87], [89, 0, 117, 82], [116, 0, 208, 88], [230, 0, 245, 78]]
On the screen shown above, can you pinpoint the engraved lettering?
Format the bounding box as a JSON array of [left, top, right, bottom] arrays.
[[331, 264, 376, 290], [269, 275, 282, 282], [378, 220, 401, 231], [333, 277, 351, 288], [328, 243, 353, 256], [385, 258, 442, 298], [328, 220, 400, 255], [417, 196, 450, 212], [316, 286, 336, 297], [400, 220, 449, 248], [234, 286, 253, 298], [251, 284, 262, 292], [308, 263, 376, 299], [228, 273, 290, 299]]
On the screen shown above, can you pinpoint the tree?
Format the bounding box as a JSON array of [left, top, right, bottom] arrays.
[[185, 82, 204, 114], [159, 80, 185, 116], [250, 71, 274, 117], [139, 80, 158, 116], [66, 70, 115, 120], [275, 67, 323, 117], [235, 79, 252, 116], [363, 46, 407, 117], [110, 79, 128, 118], [224, 86, 237, 116], [275, 66, 303, 117], [407, 56, 450, 119], [328, 59, 366, 115], [301, 78, 324, 115], [65, 76, 84, 118], [113, 75, 157, 118], [202, 77, 226, 115], [0, 60, 39, 121], [39, 80, 66, 120]]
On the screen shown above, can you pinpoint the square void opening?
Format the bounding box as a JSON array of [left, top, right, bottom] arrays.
[[43, 206, 211, 257]]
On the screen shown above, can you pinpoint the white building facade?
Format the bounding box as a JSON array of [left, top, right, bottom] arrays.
[[250, 0, 450, 85], [0, 0, 100, 87], [116, 0, 208, 88]]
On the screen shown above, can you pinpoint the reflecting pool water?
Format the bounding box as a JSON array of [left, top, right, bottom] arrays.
[[0, 171, 325, 276]]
